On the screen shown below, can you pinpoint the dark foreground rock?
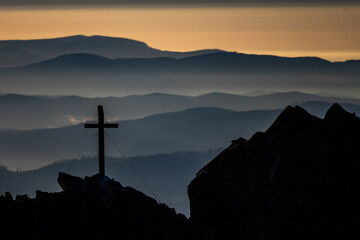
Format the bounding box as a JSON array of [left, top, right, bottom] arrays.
[[188, 103, 360, 240], [0, 173, 211, 240]]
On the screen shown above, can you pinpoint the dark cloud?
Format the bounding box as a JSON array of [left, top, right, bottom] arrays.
[[1, 0, 359, 7]]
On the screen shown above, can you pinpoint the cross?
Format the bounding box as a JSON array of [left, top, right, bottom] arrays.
[[84, 105, 118, 177]]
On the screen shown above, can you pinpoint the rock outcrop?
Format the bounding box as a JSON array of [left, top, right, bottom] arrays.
[[188, 103, 360, 240], [0, 173, 211, 240]]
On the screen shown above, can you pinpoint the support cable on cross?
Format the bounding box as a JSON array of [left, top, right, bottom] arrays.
[[82, 132, 98, 177], [65, 131, 98, 174], [105, 130, 161, 204]]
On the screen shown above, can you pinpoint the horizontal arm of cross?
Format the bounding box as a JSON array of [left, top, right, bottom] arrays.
[[85, 123, 119, 128]]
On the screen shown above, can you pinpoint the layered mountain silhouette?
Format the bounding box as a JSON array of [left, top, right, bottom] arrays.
[[0, 35, 358, 97], [4, 52, 360, 73], [2, 101, 360, 170], [1, 91, 360, 130], [188, 103, 360, 239], [1, 50, 358, 96], [0, 35, 221, 67], [0, 107, 281, 170], [7, 35, 358, 74]]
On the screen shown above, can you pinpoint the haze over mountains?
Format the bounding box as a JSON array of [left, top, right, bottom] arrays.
[[1, 97, 360, 171], [0, 35, 359, 97], [0, 107, 281, 170], [2, 91, 360, 130]]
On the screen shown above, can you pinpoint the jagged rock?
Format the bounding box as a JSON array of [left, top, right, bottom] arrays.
[[0, 173, 211, 240], [188, 103, 360, 240]]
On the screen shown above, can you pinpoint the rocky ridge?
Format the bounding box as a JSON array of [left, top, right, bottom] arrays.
[[0, 172, 210, 240], [188, 103, 360, 239]]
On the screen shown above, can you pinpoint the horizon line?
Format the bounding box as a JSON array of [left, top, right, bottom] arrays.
[[1, 34, 359, 62]]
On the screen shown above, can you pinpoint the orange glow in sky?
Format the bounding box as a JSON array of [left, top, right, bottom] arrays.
[[0, 6, 359, 61]]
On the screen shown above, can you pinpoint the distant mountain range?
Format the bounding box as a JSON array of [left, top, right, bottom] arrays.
[[1, 101, 360, 171], [0, 107, 281, 170], [4, 51, 360, 74], [0, 91, 359, 130], [0, 47, 44, 68], [0, 35, 221, 68], [1, 52, 358, 96]]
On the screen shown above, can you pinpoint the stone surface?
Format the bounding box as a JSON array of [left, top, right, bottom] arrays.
[[188, 103, 360, 240]]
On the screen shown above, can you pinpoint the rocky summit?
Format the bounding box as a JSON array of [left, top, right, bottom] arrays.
[[188, 103, 360, 240], [0, 173, 210, 240]]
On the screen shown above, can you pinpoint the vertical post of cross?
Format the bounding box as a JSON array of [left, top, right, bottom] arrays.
[[84, 105, 118, 177], [98, 105, 105, 177]]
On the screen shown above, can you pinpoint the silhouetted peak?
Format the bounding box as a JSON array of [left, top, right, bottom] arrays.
[[266, 105, 320, 134], [325, 103, 354, 122], [283, 105, 308, 116], [324, 103, 360, 136]]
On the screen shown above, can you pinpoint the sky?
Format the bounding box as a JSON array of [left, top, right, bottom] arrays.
[[0, 1, 359, 61]]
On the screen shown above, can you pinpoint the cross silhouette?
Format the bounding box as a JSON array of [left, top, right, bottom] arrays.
[[84, 105, 118, 177]]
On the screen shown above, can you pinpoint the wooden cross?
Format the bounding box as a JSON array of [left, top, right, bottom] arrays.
[[84, 105, 118, 177]]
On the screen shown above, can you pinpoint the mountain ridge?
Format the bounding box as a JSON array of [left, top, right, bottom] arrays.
[[4, 51, 359, 71], [1, 51, 358, 90], [0, 36, 358, 96], [2, 101, 360, 170], [0, 107, 281, 170], [0, 35, 222, 68], [1, 91, 360, 130]]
